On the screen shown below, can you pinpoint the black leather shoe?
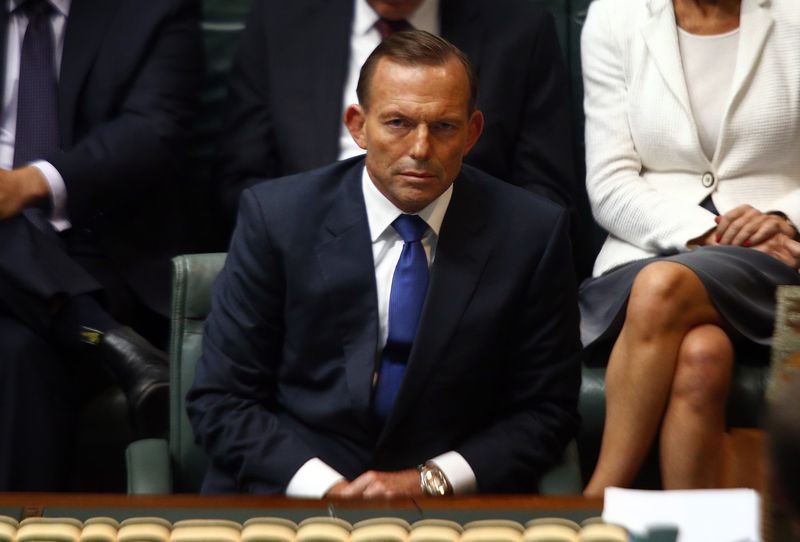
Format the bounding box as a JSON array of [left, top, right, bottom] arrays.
[[98, 326, 169, 436]]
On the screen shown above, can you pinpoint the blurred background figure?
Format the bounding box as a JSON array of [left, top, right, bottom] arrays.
[[0, 0, 203, 491]]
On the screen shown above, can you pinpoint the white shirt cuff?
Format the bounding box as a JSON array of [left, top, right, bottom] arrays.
[[31, 160, 71, 231], [285, 458, 346, 498], [429, 451, 477, 495]]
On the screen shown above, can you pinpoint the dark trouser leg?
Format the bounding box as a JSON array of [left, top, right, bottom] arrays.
[[0, 216, 101, 333], [0, 314, 76, 491], [0, 215, 168, 439]]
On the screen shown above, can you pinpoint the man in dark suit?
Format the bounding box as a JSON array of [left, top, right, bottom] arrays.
[[215, 0, 590, 275], [0, 0, 203, 490], [188, 31, 581, 496]]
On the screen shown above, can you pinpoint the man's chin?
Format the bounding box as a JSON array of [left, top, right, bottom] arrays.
[[394, 187, 446, 213]]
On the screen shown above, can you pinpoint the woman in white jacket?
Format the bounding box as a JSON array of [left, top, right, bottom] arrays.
[[580, 0, 800, 497]]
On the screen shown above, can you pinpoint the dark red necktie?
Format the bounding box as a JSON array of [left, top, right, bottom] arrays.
[[374, 18, 412, 40], [14, 0, 60, 168]]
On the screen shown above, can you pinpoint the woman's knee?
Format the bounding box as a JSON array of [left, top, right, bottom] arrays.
[[670, 325, 734, 410], [626, 262, 714, 333]]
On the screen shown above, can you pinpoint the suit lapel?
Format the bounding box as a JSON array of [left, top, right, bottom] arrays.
[[315, 163, 380, 425], [377, 173, 491, 443], [641, 0, 694, 120], [58, 0, 119, 142], [440, 0, 482, 78], [305, 0, 352, 165]]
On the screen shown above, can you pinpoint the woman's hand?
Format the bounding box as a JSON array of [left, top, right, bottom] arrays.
[[715, 204, 796, 246], [751, 233, 800, 270], [687, 227, 718, 248]]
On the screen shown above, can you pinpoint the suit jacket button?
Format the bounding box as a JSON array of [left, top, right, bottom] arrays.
[[701, 172, 715, 188]]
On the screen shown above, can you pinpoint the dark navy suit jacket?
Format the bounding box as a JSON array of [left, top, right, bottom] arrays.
[[188, 157, 582, 494]]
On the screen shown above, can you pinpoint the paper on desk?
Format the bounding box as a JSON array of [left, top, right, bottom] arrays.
[[603, 487, 760, 542]]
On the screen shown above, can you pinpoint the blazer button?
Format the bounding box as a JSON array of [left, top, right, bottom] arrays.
[[701, 172, 715, 188]]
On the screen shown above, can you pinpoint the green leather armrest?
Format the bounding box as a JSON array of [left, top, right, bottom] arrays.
[[539, 440, 583, 495], [126, 438, 172, 495]]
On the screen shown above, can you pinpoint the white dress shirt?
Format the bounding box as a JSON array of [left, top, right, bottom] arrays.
[[337, 0, 440, 160], [285, 166, 477, 498], [2, 0, 71, 230]]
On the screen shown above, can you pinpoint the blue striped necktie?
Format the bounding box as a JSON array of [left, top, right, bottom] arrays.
[[373, 214, 430, 422]]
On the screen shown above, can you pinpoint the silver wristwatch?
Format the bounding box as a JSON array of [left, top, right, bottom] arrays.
[[418, 463, 453, 496]]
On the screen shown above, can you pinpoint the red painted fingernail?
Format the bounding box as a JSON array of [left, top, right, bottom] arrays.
[[716, 234, 722, 242], [743, 240, 752, 247]]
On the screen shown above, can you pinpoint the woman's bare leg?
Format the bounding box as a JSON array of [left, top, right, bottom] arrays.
[[584, 262, 722, 497], [660, 324, 733, 488]]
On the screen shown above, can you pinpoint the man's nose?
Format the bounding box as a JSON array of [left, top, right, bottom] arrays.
[[408, 124, 431, 161]]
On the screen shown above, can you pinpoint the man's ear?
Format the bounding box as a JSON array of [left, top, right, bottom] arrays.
[[344, 104, 368, 150], [464, 109, 484, 155]]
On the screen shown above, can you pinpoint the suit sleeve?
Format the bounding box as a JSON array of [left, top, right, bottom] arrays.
[[45, 0, 204, 226], [186, 189, 318, 493], [509, 11, 581, 216], [216, 0, 282, 226], [455, 208, 583, 492]]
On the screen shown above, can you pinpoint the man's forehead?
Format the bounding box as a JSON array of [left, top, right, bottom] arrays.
[[366, 57, 471, 116], [372, 57, 466, 89]]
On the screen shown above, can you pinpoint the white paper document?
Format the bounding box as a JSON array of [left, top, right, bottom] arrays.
[[603, 487, 760, 542]]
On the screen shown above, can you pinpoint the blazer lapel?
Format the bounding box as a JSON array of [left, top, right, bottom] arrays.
[[721, 0, 773, 123], [641, 0, 693, 119], [314, 164, 380, 425], [58, 0, 119, 142], [377, 173, 492, 442]]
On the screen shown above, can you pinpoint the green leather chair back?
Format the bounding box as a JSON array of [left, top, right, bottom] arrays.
[[169, 253, 227, 491]]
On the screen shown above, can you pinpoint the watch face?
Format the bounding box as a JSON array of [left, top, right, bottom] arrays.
[[422, 467, 449, 496]]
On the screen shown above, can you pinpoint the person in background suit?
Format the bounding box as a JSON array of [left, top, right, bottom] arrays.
[[188, 31, 581, 496], [0, 0, 203, 490], [215, 0, 592, 276]]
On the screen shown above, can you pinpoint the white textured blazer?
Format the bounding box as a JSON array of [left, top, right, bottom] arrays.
[[582, 0, 800, 276]]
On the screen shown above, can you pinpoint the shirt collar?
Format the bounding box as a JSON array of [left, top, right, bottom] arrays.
[[361, 164, 453, 243], [353, 0, 440, 37], [9, 0, 70, 16]]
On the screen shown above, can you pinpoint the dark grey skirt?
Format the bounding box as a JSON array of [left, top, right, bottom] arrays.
[[579, 245, 800, 366]]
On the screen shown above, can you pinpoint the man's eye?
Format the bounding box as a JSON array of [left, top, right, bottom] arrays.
[[433, 122, 455, 131], [387, 119, 407, 127]]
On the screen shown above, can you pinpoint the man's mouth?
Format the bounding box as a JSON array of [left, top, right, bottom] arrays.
[[398, 171, 435, 179]]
